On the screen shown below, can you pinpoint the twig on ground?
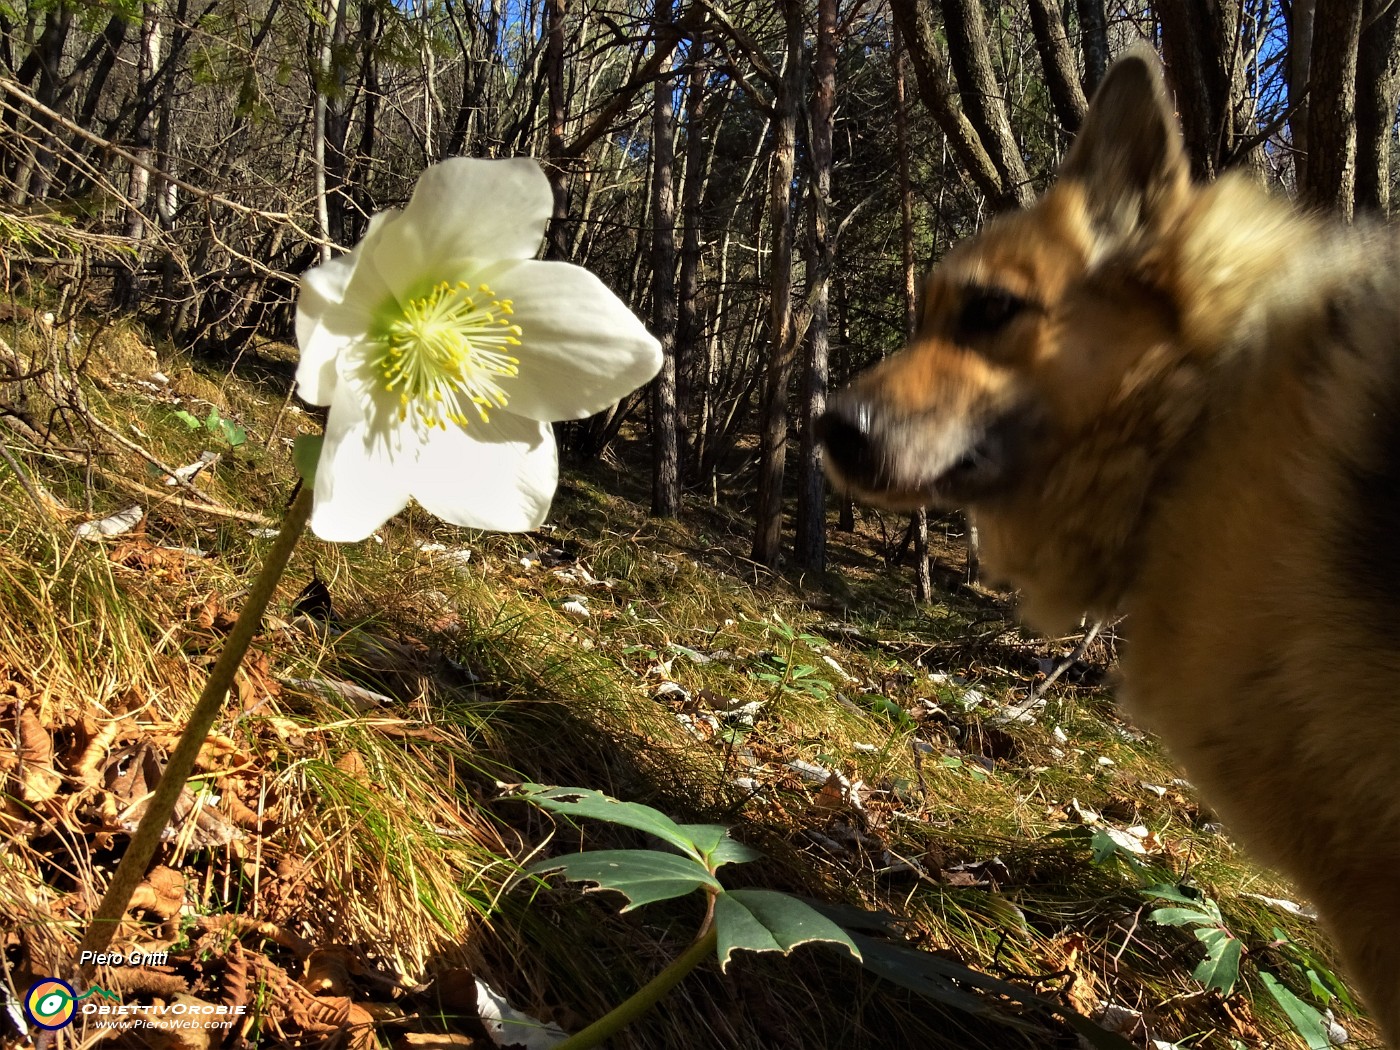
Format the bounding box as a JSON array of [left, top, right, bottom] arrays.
[[1003, 619, 1108, 720]]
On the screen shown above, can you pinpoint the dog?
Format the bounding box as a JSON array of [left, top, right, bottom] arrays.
[[818, 50, 1400, 1045]]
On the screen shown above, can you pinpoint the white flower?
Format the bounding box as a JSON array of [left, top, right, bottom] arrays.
[[295, 157, 662, 542]]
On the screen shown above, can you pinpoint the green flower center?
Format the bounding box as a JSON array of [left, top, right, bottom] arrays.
[[369, 281, 522, 428]]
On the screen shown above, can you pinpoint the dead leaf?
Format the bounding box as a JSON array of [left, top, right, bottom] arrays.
[[146, 994, 218, 1050], [192, 593, 238, 635], [108, 968, 189, 999], [128, 866, 185, 920], [216, 780, 268, 831], [1044, 933, 1100, 1018], [235, 650, 281, 712], [335, 751, 371, 782], [395, 1034, 482, 1049], [476, 978, 567, 1049], [69, 716, 123, 787], [17, 706, 61, 803], [194, 914, 313, 959], [302, 946, 362, 996], [106, 739, 164, 806]]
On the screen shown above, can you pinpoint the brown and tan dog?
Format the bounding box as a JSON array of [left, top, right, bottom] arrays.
[[819, 50, 1400, 1044]]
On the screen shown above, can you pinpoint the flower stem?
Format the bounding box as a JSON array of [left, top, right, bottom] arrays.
[[74, 484, 314, 975], [552, 895, 719, 1050]]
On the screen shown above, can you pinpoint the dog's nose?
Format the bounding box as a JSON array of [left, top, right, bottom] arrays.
[[816, 397, 880, 484]]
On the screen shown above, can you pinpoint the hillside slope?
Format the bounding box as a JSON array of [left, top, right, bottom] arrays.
[[0, 313, 1372, 1049]]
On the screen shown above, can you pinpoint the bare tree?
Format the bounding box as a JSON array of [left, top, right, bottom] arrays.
[[1077, 0, 1108, 93], [1027, 0, 1088, 135], [890, 18, 932, 600], [751, 0, 802, 568], [1301, 0, 1364, 216], [1355, 0, 1400, 215], [794, 0, 840, 571], [651, 0, 681, 518], [889, 0, 1033, 209], [676, 23, 714, 476]]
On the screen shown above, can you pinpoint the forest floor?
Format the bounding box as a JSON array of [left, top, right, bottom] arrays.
[[0, 307, 1377, 1049]]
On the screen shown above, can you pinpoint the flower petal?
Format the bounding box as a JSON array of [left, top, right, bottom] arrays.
[[410, 412, 558, 532], [485, 260, 663, 421], [369, 158, 552, 301], [296, 211, 398, 405], [296, 257, 359, 406], [309, 379, 414, 542]]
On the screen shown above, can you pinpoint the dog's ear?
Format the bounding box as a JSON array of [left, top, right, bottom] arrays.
[[1060, 48, 1188, 243]]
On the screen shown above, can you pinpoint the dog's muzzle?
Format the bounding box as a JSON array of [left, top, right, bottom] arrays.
[[817, 392, 1031, 509], [815, 398, 883, 492]]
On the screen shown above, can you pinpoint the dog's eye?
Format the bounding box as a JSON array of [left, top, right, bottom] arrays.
[[955, 288, 1029, 340]]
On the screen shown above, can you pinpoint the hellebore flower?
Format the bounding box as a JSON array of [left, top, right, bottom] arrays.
[[295, 157, 662, 542]]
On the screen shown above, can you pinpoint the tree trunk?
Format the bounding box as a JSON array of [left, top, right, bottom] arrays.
[[1302, 0, 1364, 217], [1076, 0, 1107, 94], [9, 6, 71, 205], [650, 0, 681, 518], [327, 0, 351, 245], [1026, 0, 1087, 135], [348, 0, 381, 241], [1157, 0, 1222, 178], [70, 15, 130, 171], [117, 6, 163, 309], [751, 1, 803, 568], [939, 0, 1034, 201], [1355, 0, 1400, 215], [914, 509, 932, 601], [544, 0, 570, 260], [677, 26, 712, 476], [1286, 0, 1317, 192], [1158, 0, 1262, 177], [893, 22, 931, 600], [894, 21, 918, 344], [889, 0, 1030, 209], [795, 0, 838, 572]]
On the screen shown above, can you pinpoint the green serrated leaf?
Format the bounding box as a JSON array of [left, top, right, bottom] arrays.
[[1304, 968, 1331, 1003], [1090, 829, 1123, 864], [528, 849, 719, 911], [1192, 928, 1241, 994], [1043, 825, 1094, 842], [1142, 882, 1195, 903], [1275, 934, 1354, 1009], [840, 930, 1015, 1021], [218, 419, 247, 447], [678, 824, 762, 868], [1142, 883, 1209, 908], [713, 889, 861, 972], [1260, 972, 1332, 1050], [204, 405, 221, 429], [173, 409, 201, 430], [1149, 906, 1220, 927], [514, 785, 705, 861], [868, 695, 915, 727]]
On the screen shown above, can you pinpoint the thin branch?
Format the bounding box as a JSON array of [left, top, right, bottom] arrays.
[[0, 79, 327, 243]]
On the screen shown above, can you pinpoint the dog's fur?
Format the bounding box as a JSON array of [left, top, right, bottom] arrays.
[[819, 52, 1400, 1043]]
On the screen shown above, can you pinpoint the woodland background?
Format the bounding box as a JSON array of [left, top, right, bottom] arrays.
[[5, 0, 1398, 571]]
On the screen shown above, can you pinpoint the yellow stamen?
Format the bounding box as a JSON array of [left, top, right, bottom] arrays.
[[367, 281, 522, 430]]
